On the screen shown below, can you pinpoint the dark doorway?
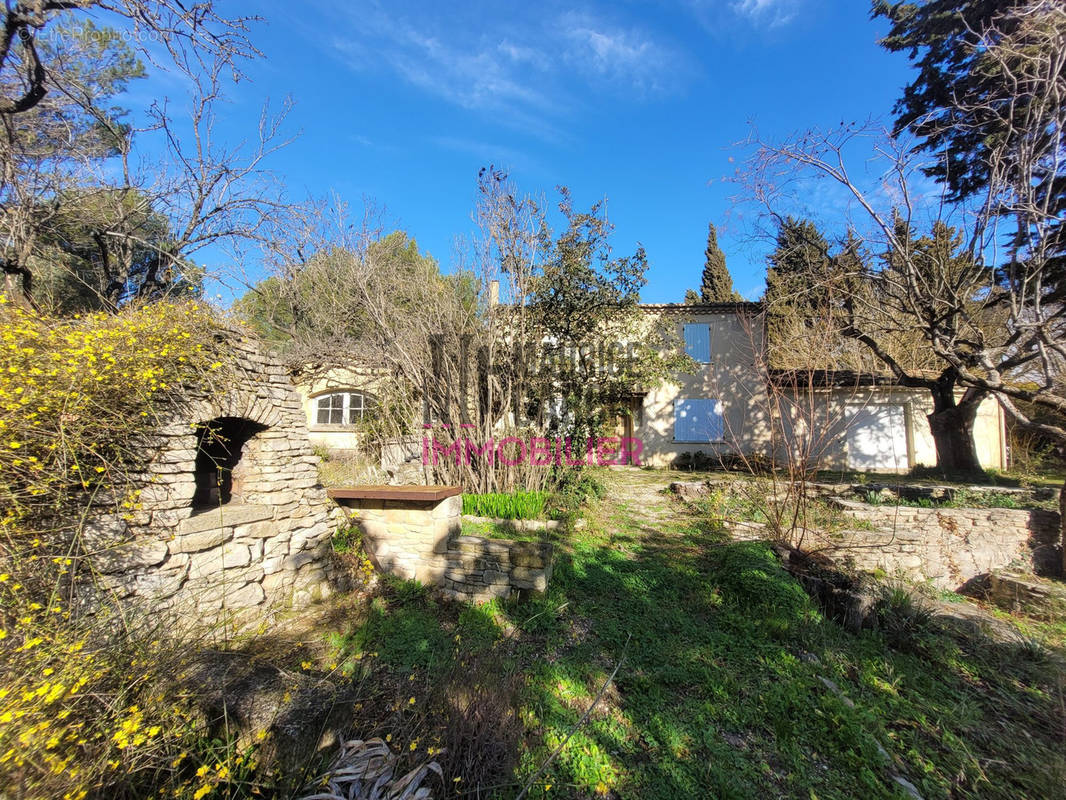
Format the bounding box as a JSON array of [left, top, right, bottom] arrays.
[[192, 417, 268, 510]]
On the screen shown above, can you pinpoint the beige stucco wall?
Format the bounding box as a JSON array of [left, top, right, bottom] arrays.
[[630, 307, 1005, 472], [293, 367, 384, 455], [913, 394, 1005, 470], [776, 386, 1006, 472], [636, 309, 773, 468]]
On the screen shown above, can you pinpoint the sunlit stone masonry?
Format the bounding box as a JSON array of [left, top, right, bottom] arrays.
[[329, 485, 554, 603], [85, 329, 345, 625]]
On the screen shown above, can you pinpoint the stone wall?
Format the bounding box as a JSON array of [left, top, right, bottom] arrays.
[[86, 331, 343, 624], [342, 493, 461, 583], [443, 535, 553, 603], [826, 501, 1061, 589], [988, 571, 1066, 619], [336, 492, 553, 603]]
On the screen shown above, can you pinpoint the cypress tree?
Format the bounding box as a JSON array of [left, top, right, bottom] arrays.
[[700, 223, 735, 302]]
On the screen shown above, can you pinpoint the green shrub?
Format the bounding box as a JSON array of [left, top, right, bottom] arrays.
[[546, 469, 606, 521], [462, 490, 547, 520], [876, 584, 934, 651], [331, 524, 360, 553], [713, 541, 812, 629]]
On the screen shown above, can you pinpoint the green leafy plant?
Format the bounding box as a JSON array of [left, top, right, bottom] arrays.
[[546, 469, 606, 521], [463, 490, 548, 520], [331, 524, 361, 554]]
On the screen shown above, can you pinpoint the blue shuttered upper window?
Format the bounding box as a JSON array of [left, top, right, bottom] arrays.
[[674, 398, 724, 442], [683, 323, 711, 363]]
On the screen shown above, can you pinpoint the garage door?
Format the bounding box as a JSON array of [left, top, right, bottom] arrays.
[[846, 405, 908, 471]]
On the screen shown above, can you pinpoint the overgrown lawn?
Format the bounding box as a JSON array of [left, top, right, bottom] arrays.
[[318, 471, 1065, 799]]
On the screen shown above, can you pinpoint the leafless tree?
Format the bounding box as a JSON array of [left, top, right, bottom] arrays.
[[245, 172, 554, 494], [743, 1, 1066, 562], [0, 4, 292, 308], [0, 1, 258, 118]]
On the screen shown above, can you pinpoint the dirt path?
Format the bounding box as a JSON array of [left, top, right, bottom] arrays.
[[597, 466, 686, 527]]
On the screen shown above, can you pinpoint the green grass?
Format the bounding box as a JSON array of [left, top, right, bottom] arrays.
[[317, 472, 1065, 799], [463, 490, 548, 520], [691, 487, 876, 533]]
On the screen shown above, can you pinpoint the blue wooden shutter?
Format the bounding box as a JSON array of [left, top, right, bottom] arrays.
[[675, 398, 724, 442], [675, 399, 694, 442], [683, 324, 711, 363]]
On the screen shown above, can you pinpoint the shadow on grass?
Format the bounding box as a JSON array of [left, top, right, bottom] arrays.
[[234, 503, 1066, 800], [493, 517, 1063, 799]]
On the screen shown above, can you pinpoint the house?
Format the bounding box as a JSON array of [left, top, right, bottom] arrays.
[[295, 366, 381, 457], [631, 303, 1005, 472], [628, 302, 773, 468], [766, 368, 1006, 473], [290, 302, 1007, 474]]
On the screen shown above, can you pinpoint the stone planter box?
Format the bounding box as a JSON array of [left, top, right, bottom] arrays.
[[462, 515, 563, 532]]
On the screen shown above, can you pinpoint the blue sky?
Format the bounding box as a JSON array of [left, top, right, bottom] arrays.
[[130, 0, 919, 304]]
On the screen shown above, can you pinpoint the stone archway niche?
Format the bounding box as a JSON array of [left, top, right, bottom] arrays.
[[192, 417, 269, 509], [90, 333, 344, 625]]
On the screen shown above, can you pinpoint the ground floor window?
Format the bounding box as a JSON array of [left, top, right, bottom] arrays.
[[315, 391, 370, 426], [674, 398, 724, 442]]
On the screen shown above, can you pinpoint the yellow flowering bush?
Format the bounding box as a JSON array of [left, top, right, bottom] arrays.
[[0, 298, 266, 798], [0, 296, 224, 535], [0, 582, 267, 799]]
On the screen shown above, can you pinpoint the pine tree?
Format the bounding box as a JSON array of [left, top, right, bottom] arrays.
[[699, 223, 735, 302], [762, 217, 836, 367], [764, 217, 834, 316]]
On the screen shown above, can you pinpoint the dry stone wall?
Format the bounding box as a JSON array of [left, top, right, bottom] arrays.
[[443, 535, 553, 603], [827, 501, 1061, 589], [337, 493, 553, 603], [88, 331, 344, 624]]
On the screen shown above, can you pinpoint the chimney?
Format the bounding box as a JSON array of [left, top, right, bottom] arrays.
[[488, 280, 500, 307]]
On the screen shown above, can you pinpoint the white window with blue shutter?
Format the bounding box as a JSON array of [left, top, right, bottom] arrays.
[[683, 323, 711, 364], [674, 398, 725, 442]]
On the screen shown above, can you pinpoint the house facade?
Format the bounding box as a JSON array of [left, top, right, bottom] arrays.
[[294, 367, 381, 456], [631, 303, 774, 468], [632, 303, 1005, 472], [290, 303, 1007, 474]]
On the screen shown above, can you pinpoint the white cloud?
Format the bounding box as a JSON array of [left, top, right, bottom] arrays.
[[731, 0, 801, 27], [559, 13, 681, 93], [323, 1, 689, 137]]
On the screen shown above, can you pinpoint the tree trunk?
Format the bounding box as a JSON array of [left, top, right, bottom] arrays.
[[927, 383, 985, 476]]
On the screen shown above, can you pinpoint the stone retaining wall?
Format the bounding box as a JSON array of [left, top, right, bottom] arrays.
[[462, 515, 563, 532], [988, 571, 1066, 619], [828, 501, 1061, 589], [339, 495, 553, 603], [86, 331, 343, 624], [444, 535, 553, 603]]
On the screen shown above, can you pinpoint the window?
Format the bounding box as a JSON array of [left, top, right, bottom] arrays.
[[315, 392, 370, 426], [683, 323, 711, 363], [674, 398, 724, 442]]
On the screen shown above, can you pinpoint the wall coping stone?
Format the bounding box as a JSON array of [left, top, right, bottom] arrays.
[[178, 504, 273, 535], [462, 515, 563, 531], [329, 485, 462, 502]]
